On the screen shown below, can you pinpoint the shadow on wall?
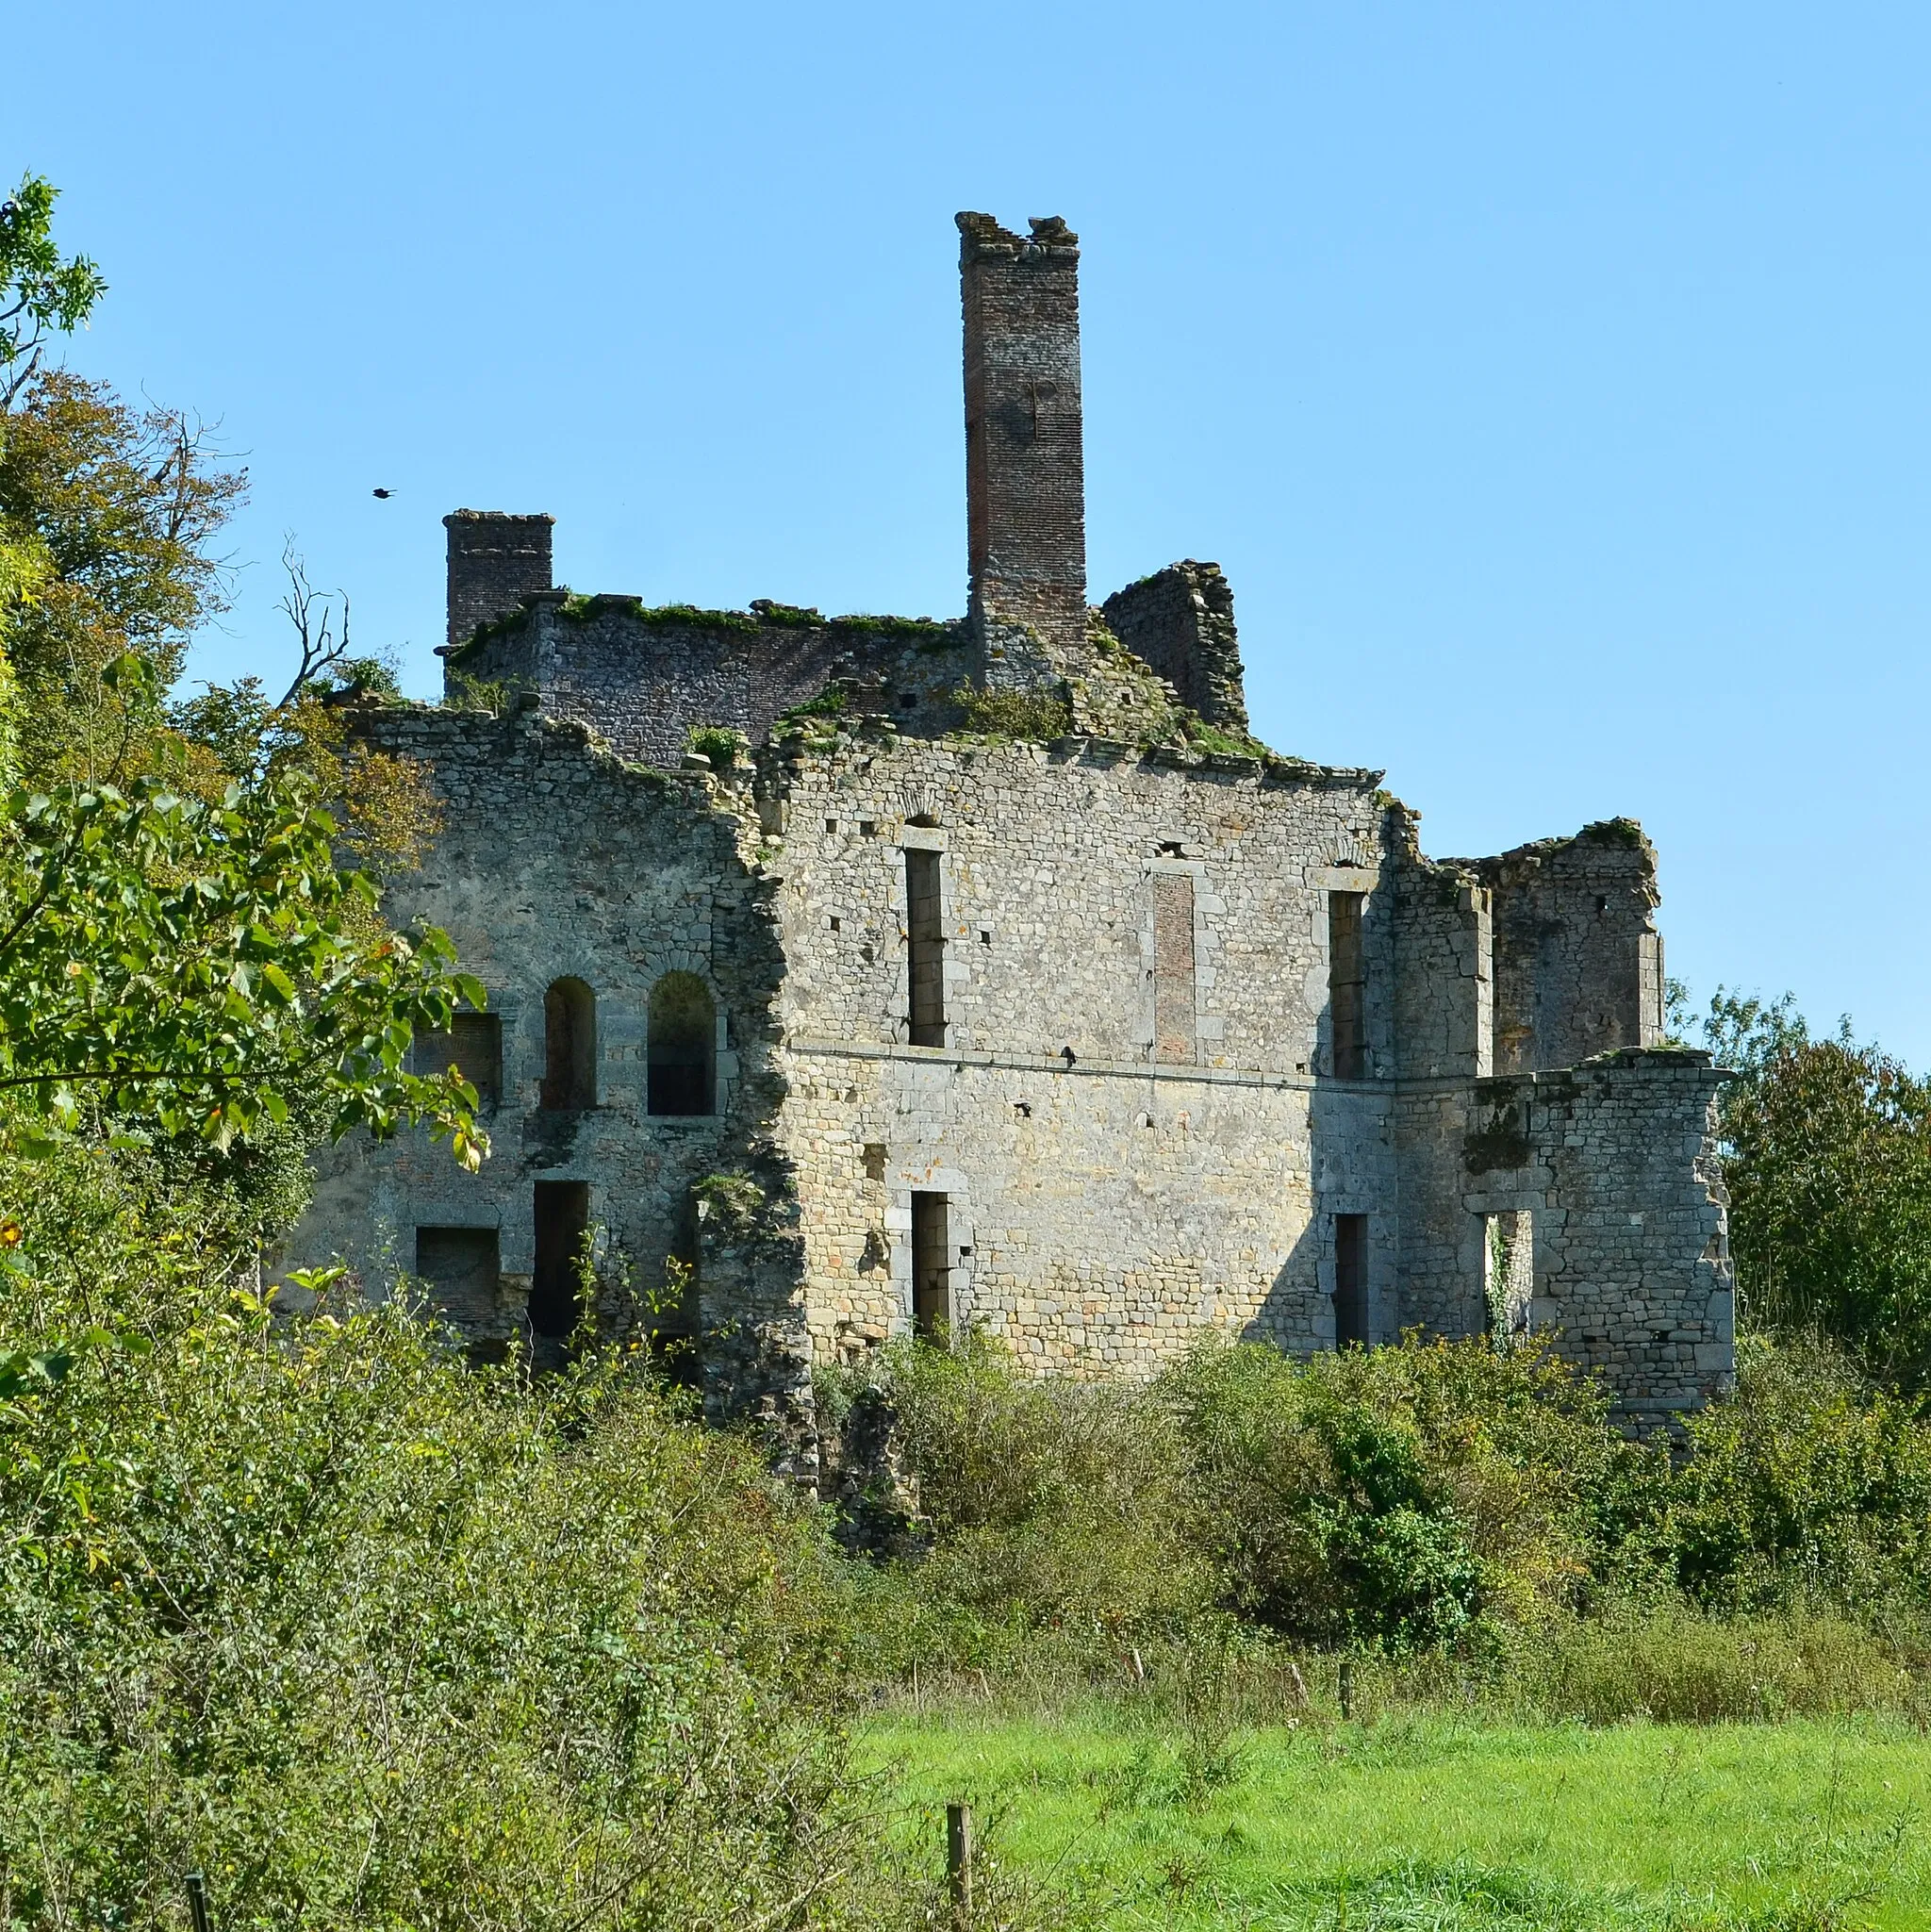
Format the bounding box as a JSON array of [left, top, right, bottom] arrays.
[[1244, 1205, 1334, 1357]]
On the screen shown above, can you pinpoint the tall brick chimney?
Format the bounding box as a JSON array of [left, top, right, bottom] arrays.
[[444, 510, 554, 647], [958, 213, 1085, 682]]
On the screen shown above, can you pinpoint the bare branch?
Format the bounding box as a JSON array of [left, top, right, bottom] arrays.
[[275, 539, 353, 707]]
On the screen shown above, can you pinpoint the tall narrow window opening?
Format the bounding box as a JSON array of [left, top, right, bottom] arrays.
[[541, 978, 597, 1111], [530, 1181, 590, 1342], [911, 1191, 950, 1338], [648, 972, 717, 1115], [906, 849, 946, 1047], [1484, 1210, 1534, 1344], [1333, 1213, 1369, 1347], [415, 1012, 503, 1112], [1328, 892, 1366, 1079], [1152, 872, 1197, 1064]]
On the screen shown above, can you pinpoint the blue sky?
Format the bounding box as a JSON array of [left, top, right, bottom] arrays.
[[11, 1, 1930, 1062]]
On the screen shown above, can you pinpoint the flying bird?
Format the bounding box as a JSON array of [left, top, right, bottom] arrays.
[[371, 487, 393, 499]]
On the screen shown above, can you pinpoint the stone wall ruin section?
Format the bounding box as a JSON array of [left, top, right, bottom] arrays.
[[1100, 562, 1252, 734], [441, 594, 974, 768]]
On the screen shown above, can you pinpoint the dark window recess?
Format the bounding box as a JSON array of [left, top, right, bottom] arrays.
[[530, 1181, 590, 1340], [906, 848, 946, 1047], [541, 978, 597, 1110], [1333, 1213, 1369, 1347], [648, 972, 717, 1115], [1328, 891, 1366, 1080], [415, 1012, 502, 1111], [415, 1226, 500, 1326], [1152, 872, 1197, 1065], [912, 1191, 950, 1338]]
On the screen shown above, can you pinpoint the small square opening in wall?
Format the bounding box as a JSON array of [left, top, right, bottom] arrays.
[[415, 1226, 500, 1325], [859, 819, 876, 837], [897, 690, 919, 710], [825, 817, 838, 834], [829, 915, 842, 932], [415, 1012, 502, 1112], [979, 928, 992, 946]]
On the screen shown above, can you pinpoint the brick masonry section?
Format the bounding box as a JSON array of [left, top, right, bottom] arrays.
[[444, 511, 553, 648]]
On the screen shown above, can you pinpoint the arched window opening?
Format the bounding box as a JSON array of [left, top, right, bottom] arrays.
[[649, 972, 717, 1116], [542, 977, 597, 1111]]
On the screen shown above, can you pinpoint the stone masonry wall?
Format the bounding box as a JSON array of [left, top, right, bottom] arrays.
[[286, 704, 813, 1450], [440, 594, 975, 768], [1100, 562, 1252, 734], [1474, 820, 1665, 1075], [1461, 1051, 1734, 1427], [754, 725, 1404, 1371], [289, 698, 1732, 1428]]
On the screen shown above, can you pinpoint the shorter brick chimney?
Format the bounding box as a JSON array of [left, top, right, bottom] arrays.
[[444, 510, 554, 647]]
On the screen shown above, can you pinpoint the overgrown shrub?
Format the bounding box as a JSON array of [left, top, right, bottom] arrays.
[[951, 683, 1073, 741], [848, 1330, 1931, 1682], [825, 1335, 1224, 1671], [0, 1142, 921, 1930], [1661, 1336, 1931, 1612], [1165, 1337, 1642, 1651], [687, 722, 747, 767]]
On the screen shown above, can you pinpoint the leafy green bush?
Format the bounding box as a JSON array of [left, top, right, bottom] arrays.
[[0, 1143, 923, 1930], [687, 722, 747, 768], [951, 683, 1073, 741], [827, 1335, 1223, 1671], [1165, 1337, 1642, 1652], [834, 1334, 1662, 1670], [1661, 1337, 1931, 1612]]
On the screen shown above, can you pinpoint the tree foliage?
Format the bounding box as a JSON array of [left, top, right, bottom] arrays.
[[0, 369, 246, 781], [1678, 987, 1931, 1386], [0, 751, 485, 1174], [0, 173, 106, 409]]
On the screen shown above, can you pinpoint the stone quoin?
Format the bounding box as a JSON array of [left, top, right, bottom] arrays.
[[287, 211, 1735, 1464]]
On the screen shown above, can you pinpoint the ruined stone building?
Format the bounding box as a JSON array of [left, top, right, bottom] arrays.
[[292, 211, 1734, 1443]]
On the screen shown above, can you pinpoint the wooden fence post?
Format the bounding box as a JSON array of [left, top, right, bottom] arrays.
[[947, 1801, 973, 1923]]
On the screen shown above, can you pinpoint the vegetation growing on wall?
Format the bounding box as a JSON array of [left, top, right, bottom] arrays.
[[951, 680, 1073, 741]]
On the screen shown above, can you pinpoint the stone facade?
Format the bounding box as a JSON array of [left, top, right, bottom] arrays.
[[287, 210, 1734, 1441]]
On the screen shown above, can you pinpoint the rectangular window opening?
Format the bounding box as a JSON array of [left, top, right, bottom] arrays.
[[1484, 1210, 1534, 1345], [530, 1181, 591, 1342], [415, 1225, 501, 1327], [906, 848, 946, 1047], [1333, 1213, 1369, 1348], [1152, 872, 1197, 1065], [911, 1191, 950, 1339], [415, 1011, 502, 1112], [1329, 891, 1366, 1080]]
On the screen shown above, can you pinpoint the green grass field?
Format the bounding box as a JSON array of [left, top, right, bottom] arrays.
[[862, 1707, 1931, 1929]]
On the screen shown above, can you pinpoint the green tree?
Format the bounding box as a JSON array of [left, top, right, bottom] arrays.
[[0, 723, 487, 1181], [1683, 987, 1931, 1385], [0, 173, 106, 408], [0, 371, 246, 780]]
